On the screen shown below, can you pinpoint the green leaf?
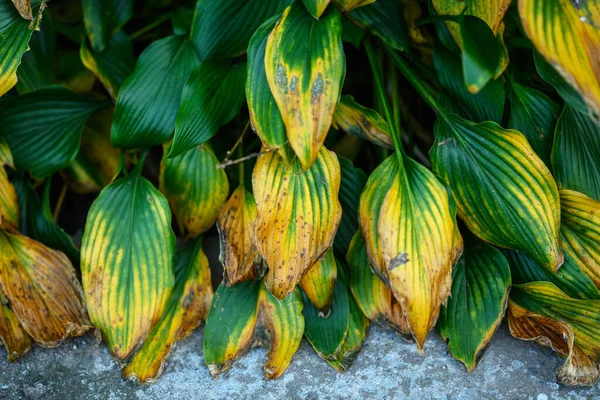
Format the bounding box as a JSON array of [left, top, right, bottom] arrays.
[[190, 0, 292, 60], [300, 248, 337, 311], [328, 291, 368, 371], [508, 81, 560, 167], [15, 12, 55, 94], [82, 0, 132, 52], [430, 114, 563, 271], [160, 144, 229, 239], [0, 86, 107, 178], [81, 171, 176, 359], [80, 30, 134, 99], [438, 236, 511, 372], [460, 15, 501, 94], [551, 107, 600, 202], [111, 36, 199, 149], [433, 43, 505, 124], [302, 0, 330, 18], [168, 60, 246, 158], [332, 95, 393, 148], [265, 2, 345, 170], [350, 0, 409, 52]]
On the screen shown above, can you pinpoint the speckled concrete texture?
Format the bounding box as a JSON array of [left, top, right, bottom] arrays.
[[1, 323, 598, 399]]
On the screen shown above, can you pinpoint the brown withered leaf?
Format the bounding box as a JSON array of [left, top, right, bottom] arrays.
[[11, 0, 33, 20]]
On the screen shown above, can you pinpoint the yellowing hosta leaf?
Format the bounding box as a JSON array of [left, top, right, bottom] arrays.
[[335, 0, 376, 12], [265, 2, 345, 170], [253, 148, 342, 300], [519, 0, 600, 115], [160, 145, 229, 239], [81, 171, 175, 359], [431, 114, 563, 271], [0, 138, 13, 168], [218, 186, 262, 285], [0, 292, 31, 361], [302, 0, 330, 18], [0, 166, 18, 231], [433, 0, 510, 38], [560, 190, 600, 289], [359, 155, 456, 349], [332, 95, 393, 149], [300, 248, 337, 311], [0, 231, 91, 346], [123, 239, 213, 383]]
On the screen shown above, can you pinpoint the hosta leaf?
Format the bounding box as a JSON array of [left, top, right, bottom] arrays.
[[218, 186, 262, 285], [433, 43, 505, 124], [0, 231, 91, 346], [246, 16, 292, 162], [0, 137, 13, 167], [111, 36, 199, 149], [431, 114, 563, 271], [552, 107, 600, 202], [359, 155, 456, 349], [190, 0, 292, 60], [432, 0, 510, 39], [508, 299, 600, 386], [160, 145, 229, 238], [560, 190, 600, 290], [82, 0, 132, 52], [123, 239, 213, 383], [300, 248, 337, 311], [0, 292, 31, 361], [332, 95, 392, 148], [0, 1, 43, 96], [438, 236, 511, 372], [253, 148, 342, 300], [336, 0, 376, 12], [346, 231, 412, 338], [0, 166, 18, 231], [169, 60, 246, 158], [519, 0, 600, 115], [302, 0, 330, 18], [350, 0, 409, 52], [265, 2, 345, 170], [11, 0, 32, 20], [508, 82, 560, 167], [81, 170, 176, 359], [504, 249, 600, 301], [333, 157, 366, 258], [80, 30, 134, 99], [0, 86, 108, 179]]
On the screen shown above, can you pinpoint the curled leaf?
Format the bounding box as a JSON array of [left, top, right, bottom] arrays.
[[332, 95, 393, 148], [300, 248, 337, 311]]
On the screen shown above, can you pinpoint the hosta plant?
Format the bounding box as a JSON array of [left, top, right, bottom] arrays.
[[0, 0, 599, 388]]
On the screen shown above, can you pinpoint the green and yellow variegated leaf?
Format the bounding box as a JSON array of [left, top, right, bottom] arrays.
[[82, 0, 132, 52], [0, 137, 13, 168], [335, 0, 376, 12], [253, 148, 342, 300], [346, 231, 412, 338], [218, 186, 262, 285], [332, 95, 392, 148], [334, 157, 366, 258], [300, 248, 337, 311], [265, 2, 345, 170], [160, 145, 229, 239], [111, 36, 199, 148], [81, 171, 175, 359], [519, 0, 600, 116], [123, 239, 213, 383], [0, 166, 18, 232], [0, 231, 91, 346], [508, 300, 600, 386], [438, 236, 511, 372], [302, 0, 330, 18], [431, 114, 563, 271], [560, 190, 600, 290], [552, 107, 600, 202], [0, 1, 43, 96], [350, 0, 409, 52], [0, 292, 31, 361]]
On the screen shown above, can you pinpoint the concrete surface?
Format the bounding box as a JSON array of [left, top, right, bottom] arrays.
[[1, 323, 598, 400]]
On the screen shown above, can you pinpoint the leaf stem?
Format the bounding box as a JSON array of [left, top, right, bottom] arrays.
[[52, 182, 68, 222]]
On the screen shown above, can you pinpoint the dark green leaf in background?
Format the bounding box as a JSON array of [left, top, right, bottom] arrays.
[[82, 0, 133, 52], [350, 0, 409, 52], [460, 16, 501, 93]]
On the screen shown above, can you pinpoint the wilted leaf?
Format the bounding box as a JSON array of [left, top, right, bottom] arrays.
[[519, 0, 600, 115], [302, 0, 330, 18], [81, 170, 176, 359], [300, 248, 337, 311], [218, 186, 262, 285], [82, 0, 132, 52], [0, 86, 108, 179], [111, 36, 199, 149], [438, 236, 511, 372], [0, 292, 31, 361], [359, 155, 456, 349], [10, 0, 32, 20], [169, 60, 246, 158], [0, 231, 91, 346], [265, 2, 345, 170], [253, 148, 342, 300], [123, 239, 213, 383], [350, 0, 409, 52], [552, 107, 600, 202], [431, 114, 563, 271], [160, 145, 229, 238], [402, 0, 426, 44], [332, 95, 392, 148], [0, 166, 18, 232]]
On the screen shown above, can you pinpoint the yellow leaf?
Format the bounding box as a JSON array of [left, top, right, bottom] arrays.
[[332, 95, 393, 148], [0, 167, 19, 232], [300, 248, 337, 311], [0, 292, 31, 361]]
